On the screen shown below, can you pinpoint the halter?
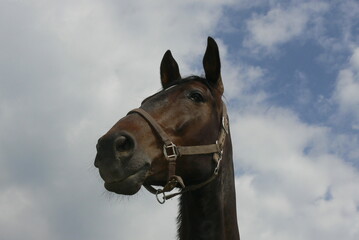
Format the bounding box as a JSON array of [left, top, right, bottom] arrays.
[[127, 103, 229, 204]]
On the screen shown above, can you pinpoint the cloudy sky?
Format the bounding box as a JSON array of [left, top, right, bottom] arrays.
[[1, 0, 359, 239]]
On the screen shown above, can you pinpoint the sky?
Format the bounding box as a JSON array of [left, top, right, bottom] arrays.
[[0, 0, 358, 239]]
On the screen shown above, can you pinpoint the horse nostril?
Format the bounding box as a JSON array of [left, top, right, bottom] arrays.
[[115, 136, 127, 151], [114, 135, 135, 160]]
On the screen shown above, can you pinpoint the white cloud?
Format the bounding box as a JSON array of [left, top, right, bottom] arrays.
[[1, 1, 358, 240], [0, 1, 234, 239], [333, 47, 359, 127], [244, 2, 329, 53], [219, 42, 267, 102], [231, 106, 359, 240], [0, 187, 52, 240]]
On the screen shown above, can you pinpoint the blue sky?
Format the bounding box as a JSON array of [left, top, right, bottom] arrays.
[[223, 2, 355, 127], [0, 0, 358, 240]]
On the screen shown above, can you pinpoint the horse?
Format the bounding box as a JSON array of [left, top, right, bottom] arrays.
[[94, 37, 240, 240]]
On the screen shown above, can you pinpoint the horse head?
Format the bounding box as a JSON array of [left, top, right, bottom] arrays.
[[95, 37, 225, 197]]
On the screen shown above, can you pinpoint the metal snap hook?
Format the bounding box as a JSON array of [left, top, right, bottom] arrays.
[[156, 190, 166, 204]]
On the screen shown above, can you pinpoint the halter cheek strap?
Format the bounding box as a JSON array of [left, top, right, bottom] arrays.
[[127, 104, 229, 204]]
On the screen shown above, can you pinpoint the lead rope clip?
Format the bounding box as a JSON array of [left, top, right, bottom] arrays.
[[156, 189, 166, 204]]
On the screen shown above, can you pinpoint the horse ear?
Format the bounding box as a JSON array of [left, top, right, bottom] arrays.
[[160, 50, 181, 88], [203, 37, 224, 95]]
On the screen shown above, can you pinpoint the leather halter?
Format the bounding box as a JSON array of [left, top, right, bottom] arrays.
[[127, 103, 229, 204]]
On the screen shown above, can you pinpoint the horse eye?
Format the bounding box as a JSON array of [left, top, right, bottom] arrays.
[[188, 92, 204, 102]]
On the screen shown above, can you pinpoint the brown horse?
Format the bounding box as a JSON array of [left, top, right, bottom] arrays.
[[95, 37, 240, 240]]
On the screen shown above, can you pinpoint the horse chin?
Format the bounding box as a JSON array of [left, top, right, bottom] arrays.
[[104, 167, 148, 195]]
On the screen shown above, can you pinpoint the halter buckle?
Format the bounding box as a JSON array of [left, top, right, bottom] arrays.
[[163, 142, 178, 161]]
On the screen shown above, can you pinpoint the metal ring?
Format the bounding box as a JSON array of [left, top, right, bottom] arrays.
[[156, 190, 166, 204]]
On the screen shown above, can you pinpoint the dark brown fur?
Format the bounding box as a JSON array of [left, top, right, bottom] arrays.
[[95, 37, 240, 239]]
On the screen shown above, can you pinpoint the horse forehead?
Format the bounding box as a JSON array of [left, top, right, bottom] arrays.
[[166, 80, 213, 97], [144, 80, 212, 106]]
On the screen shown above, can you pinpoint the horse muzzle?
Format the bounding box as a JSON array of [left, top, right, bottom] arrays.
[[94, 132, 151, 195]]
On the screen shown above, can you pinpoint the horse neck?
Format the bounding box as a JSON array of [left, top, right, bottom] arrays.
[[177, 136, 240, 240]]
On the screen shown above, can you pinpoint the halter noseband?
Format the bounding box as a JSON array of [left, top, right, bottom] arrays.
[[127, 103, 229, 204]]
